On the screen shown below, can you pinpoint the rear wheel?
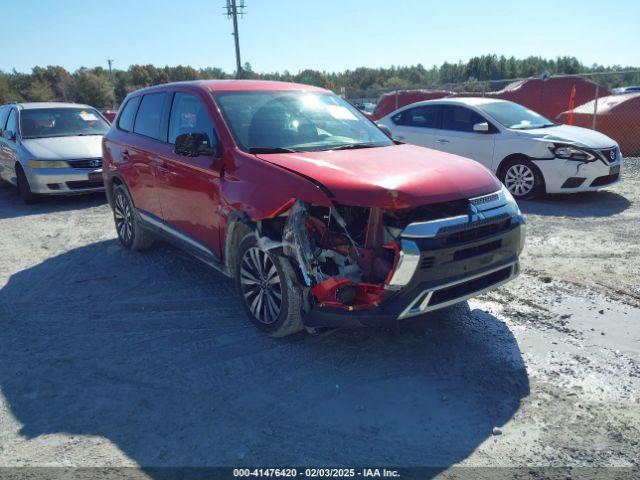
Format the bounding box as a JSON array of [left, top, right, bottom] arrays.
[[235, 234, 304, 337], [16, 166, 38, 204], [500, 159, 544, 200], [112, 184, 155, 250]]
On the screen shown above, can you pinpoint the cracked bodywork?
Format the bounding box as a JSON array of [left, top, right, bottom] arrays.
[[281, 200, 393, 310], [219, 145, 520, 320]]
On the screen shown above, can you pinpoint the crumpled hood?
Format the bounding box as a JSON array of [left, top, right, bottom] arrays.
[[257, 144, 501, 209], [514, 124, 616, 149], [21, 135, 102, 160]]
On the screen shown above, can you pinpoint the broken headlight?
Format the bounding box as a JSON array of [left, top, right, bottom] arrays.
[[550, 144, 596, 162]]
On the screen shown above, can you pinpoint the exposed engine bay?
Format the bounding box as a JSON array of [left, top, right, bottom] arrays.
[[266, 200, 400, 310], [283, 202, 396, 281], [258, 197, 483, 311]]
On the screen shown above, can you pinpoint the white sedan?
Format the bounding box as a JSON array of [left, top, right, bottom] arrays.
[[377, 97, 622, 199]]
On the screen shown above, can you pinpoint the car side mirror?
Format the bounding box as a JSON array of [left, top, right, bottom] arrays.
[[3, 130, 16, 141], [376, 123, 393, 139], [473, 122, 490, 133], [174, 132, 218, 157]]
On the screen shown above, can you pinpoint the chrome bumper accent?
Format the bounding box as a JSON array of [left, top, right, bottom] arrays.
[[398, 261, 519, 319], [386, 239, 420, 290]]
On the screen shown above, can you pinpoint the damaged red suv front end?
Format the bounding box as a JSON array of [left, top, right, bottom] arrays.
[[243, 143, 525, 330], [104, 80, 525, 336]]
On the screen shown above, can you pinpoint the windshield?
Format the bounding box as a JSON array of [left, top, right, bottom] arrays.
[[20, 108, 110, 139], [478, 101, 555, 130], [213, 91, 393, 153]]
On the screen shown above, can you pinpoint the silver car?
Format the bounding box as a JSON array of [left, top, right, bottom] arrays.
[[0, 102, 109, 203]]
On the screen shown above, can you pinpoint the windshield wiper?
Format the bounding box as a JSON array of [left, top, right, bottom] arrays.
[[321, 143, 380, 151], [249, 147, 300, 154]]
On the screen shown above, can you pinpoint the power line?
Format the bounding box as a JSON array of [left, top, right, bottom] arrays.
[[224, 0, 246, 79]]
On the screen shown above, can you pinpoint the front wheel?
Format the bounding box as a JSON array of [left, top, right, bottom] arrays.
[[235, 234, 304, 337], [500, 159, 544, 200]]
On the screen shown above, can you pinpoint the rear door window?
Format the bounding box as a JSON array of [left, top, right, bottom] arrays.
[[392, 105, 440, 128], [117, 97, 141, 132], [441, 105, 487, 132], [133, 93, 167, 140]]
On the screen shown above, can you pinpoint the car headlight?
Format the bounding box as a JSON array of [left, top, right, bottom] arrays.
[[501, 183, 523, 216], [549, 144, 596, 162], [27, 160, 70, 169], [501, 183, 516, 204]]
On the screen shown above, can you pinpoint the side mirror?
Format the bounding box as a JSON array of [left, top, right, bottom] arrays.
[[473, 122, 490, 133], [376, 123, 393, 139], [174, 132, 218, 157], [3, 130, 16, 141]]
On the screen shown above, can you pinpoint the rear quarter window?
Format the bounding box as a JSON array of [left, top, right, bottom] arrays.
[[117, 97, 141, 132]]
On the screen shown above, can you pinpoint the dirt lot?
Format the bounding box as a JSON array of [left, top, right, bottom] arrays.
[[0, 161, 638, 476]]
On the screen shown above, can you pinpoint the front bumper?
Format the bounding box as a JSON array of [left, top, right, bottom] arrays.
[[303, 258, 520, 328], [302, 190, 525, 328], [532, 156, 622, 194], [24, 166, 105, 195]]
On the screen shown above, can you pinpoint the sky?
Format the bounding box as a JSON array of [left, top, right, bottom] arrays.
[[2, 0, 639, 74]]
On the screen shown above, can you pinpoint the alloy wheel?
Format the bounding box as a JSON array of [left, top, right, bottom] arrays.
[[504, 164, 535, 197], [240, 247, 282, 325], [114, 191, 134, 245]]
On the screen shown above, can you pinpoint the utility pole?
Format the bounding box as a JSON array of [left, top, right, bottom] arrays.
[[224, 0, 246, 79], [107, 59, 115, 109]]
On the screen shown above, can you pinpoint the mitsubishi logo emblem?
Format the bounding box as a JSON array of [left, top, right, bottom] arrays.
[[468, 203, 486, 222]]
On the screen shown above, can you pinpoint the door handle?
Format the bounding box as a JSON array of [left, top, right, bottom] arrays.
[[156, 161, 171, 176], [436, 139, 450, 144]]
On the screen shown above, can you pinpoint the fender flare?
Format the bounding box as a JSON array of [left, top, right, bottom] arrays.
[[105, 172, 128, 209], [222, 211, 255, 277]]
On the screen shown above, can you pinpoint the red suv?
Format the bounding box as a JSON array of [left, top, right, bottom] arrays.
[[103, 80, 525, 336]]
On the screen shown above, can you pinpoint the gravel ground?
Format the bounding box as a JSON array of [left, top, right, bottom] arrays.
[[0, 161, 638, 477]]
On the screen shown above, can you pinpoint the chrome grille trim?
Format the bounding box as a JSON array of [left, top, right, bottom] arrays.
[[470, 192, 499, 206], [68, 158, 102, 169], [401, 188, 517, 239], [436, 213, 511, 236], [595, 147, 620, 166]]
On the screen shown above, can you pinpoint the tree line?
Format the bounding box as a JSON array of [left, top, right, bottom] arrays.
[[1, 55, 638, 108]]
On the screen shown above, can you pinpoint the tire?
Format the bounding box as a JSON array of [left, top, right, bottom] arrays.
[[500, 158, 544, 200], [235, 234, 304, 337], [112, 184, 155, 251], [16, 166, 38, 204]]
